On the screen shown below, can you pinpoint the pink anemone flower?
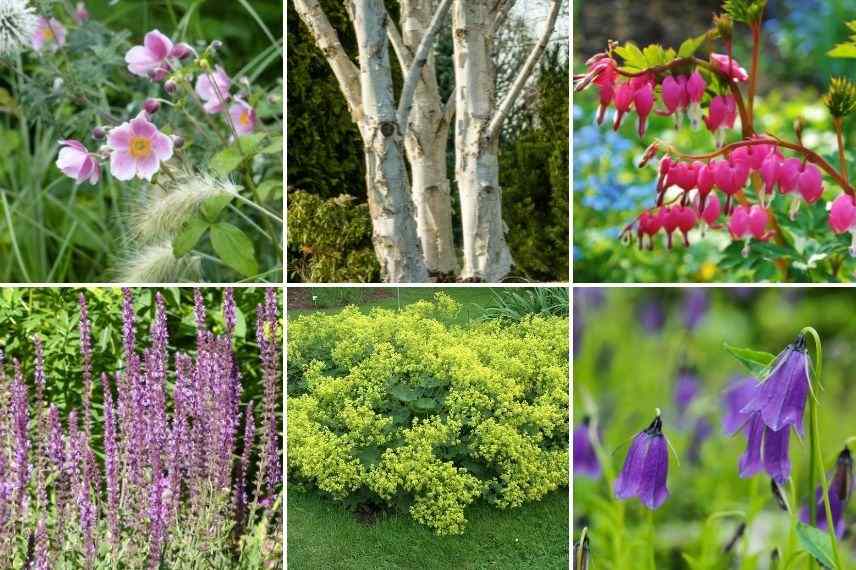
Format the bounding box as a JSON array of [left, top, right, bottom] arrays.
[[32, 17, 66, 51], [195, 66, 232, 114], [710, 53, 749, 82], [107, 112, 173, 181], [56, 140, 100, 185], [125, 30, 174, 78], [229, 99, 256, 135]]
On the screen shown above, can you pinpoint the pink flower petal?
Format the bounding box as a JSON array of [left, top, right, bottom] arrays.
[[143, 30, 173, 61], [107, 124, 133, 152], [110, 151, 136, 181], [135, 153, 160, 181], [151, 132, 174, 161], [130, 115, 157, 138]]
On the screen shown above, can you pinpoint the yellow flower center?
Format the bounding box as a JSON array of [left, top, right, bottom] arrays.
[[129, 136, 152, 159], [239, 112, 251, 127], [42, 28, 55, 41]]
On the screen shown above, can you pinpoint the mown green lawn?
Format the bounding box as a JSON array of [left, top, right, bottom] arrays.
[[286, 489, 569, 570], [287, 287, 505, 325]]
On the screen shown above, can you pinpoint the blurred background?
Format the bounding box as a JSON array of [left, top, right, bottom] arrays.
[[573, 0, 856, 282], [573, 286, 856, 568]]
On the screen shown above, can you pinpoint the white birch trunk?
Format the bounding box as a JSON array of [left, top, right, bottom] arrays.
[[452, 0, 512, 282], [399, 0, 458, 276], [295, 0, 428, 282]]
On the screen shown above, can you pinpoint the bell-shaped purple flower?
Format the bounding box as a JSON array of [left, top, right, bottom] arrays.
[[687, 416, 713, 464], [573, 417, 601, 479], [615, 414, 669, 510], [674, 366, 700, 416], [799, 447, 853, 538], [739, 412, 791, 484], [741, 334, 811, 436], [682, 289, 709, 331], [637, 300, 665, 333], [721, 376, 757, 436]]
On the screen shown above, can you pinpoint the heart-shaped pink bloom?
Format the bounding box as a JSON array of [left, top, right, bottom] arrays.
[[710, 53, 749, 82], [728, 206, 751, 240], [661, 76, 683, 114], [705, 95, 738, 133], [229, 99, 256, 135], [701, 192, 721, 225], [713, 159, 750, 196], [685, 71, 706, 103], [32, 17, 66, 52], [635, 82, 654, 136], [732, 143, 775, 171], [195, 66, 232, 114], [596, 82, 614, 125], [675, 205, 697, 234], [612, 82, 635, 131], [126, 30, 174, 78], [696, 162, 715, 197], [747, 206, 769, 239], [56, 139, 100, 185], [638, 210, 662, 236], [829, 193, 856, 234], [759, 155, 780, 194], [776, 157, 802, 194], [797, 163, 823, 203], [107, 112, 174, 181]]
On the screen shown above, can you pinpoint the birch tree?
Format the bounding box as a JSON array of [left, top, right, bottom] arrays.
[[293, 0, 431, 282], [451, 0, 562, 282]]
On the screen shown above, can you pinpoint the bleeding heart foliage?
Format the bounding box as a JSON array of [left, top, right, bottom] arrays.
[[287, 294, 568, 535]]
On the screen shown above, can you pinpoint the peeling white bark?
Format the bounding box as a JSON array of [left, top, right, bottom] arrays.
[[352, 0, 429, 282], [295, 0, 429, 282], [452, 0, 512, 282], [398, 0, 458, 275]]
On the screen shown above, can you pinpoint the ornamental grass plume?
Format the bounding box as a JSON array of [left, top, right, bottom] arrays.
[[0, 0, 37, 55], [0, 288, 282, 567], [614, 412, 670, 510]]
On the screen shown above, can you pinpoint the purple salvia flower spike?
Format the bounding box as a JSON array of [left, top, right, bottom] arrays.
[[101, 373, 120, 549], [573, 417, 601, 479], [235, 403, 255, 522], [33, 335, 45, 406], [194, 288, 207, 342], [33, 518, 49, 570], [11, 359, 30, 521], [615, 413, 670, 510], [78, 293, 94, 439], [122, 287, 136, 361], [742, 334, 811, 436], [223, 287, 236, 337]]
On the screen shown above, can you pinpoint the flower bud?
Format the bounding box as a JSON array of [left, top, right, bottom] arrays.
[[164, 79, 178, 95], [149, 66, 170, 82], [143, 98, 161, 114], [171, 42, 193, 60], [171, 135, 185, 149], [74, 2, 89, 24], [91, 126, 106, 140], [210, 40, 223, 51]]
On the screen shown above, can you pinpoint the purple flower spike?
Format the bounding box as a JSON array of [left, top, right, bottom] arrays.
[[615, 414, 670, 510], [573, 417, 601, 479], [721, 376, 757, 436], [742, 334, 811, 436], [739, 413, 791, 484], [800, 447, 853, 538], [78, 294, 94, 439]]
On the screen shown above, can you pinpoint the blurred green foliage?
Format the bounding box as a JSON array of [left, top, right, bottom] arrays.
[[573, 287, 856, 568]]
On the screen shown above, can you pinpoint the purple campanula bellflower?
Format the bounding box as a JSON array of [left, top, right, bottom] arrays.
[[615, 413, 670, 510], [573, 417, 601, 479], [800, 447, 853, 537]]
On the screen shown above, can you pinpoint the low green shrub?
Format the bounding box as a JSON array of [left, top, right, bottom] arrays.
[[287, 294, 569, 535]]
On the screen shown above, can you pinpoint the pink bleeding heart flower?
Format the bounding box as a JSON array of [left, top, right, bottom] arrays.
[[829, 193, 856, 234], [759, 154, 780, 195], [229, 99, 256, 135], [674, 205, 698, 246], [637, 209, 663, 249], [728, 205, 750, 240], [56, 140, 100, 185], [797, 163, 824, 203], [710, 53, 749, 82], [747, 206, 769, 239], [697, 162, 716, 206], [107, 112, 174, 181], [701, 192, 721, 225], [74, 2, 89, 24], [32, 17, 66, 52], [685, 71, 706, 103], [634, 82, 655, 137], [661, 76, 684, 115], [596, 82, 614, 125], [704, 95, 738, 143], [126, 30, 174, 79], [777, 157, 802, 194], [662, 206, 682, 248], [195, 66, 232, 114], [665, 161, 699, 193], [713, 158, 750, 196], [732, 142, 776, 171]]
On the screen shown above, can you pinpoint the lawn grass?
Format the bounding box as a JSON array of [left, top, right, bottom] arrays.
[[286, 488, 569, 570], [287, 287, 504, 324]]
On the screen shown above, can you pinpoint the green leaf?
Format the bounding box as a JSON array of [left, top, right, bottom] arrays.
[[412, 397, 439, 412], [209, 222, 258, 277], [210, 147, 243, 176], [389, 383, 419, 402], [614, 42, 648, 70], [255, 180, 283, 202], [642, 44, 666, 67], [828, 43, 856, 59], [261, 136, 283, 155], [200, 194, 234, 223], [356, 447, 382, 467], [172, 217, 209, 258], [796, 523, 837, 569], [678, 33, 707, 58], [723, 342, 776, 377]]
